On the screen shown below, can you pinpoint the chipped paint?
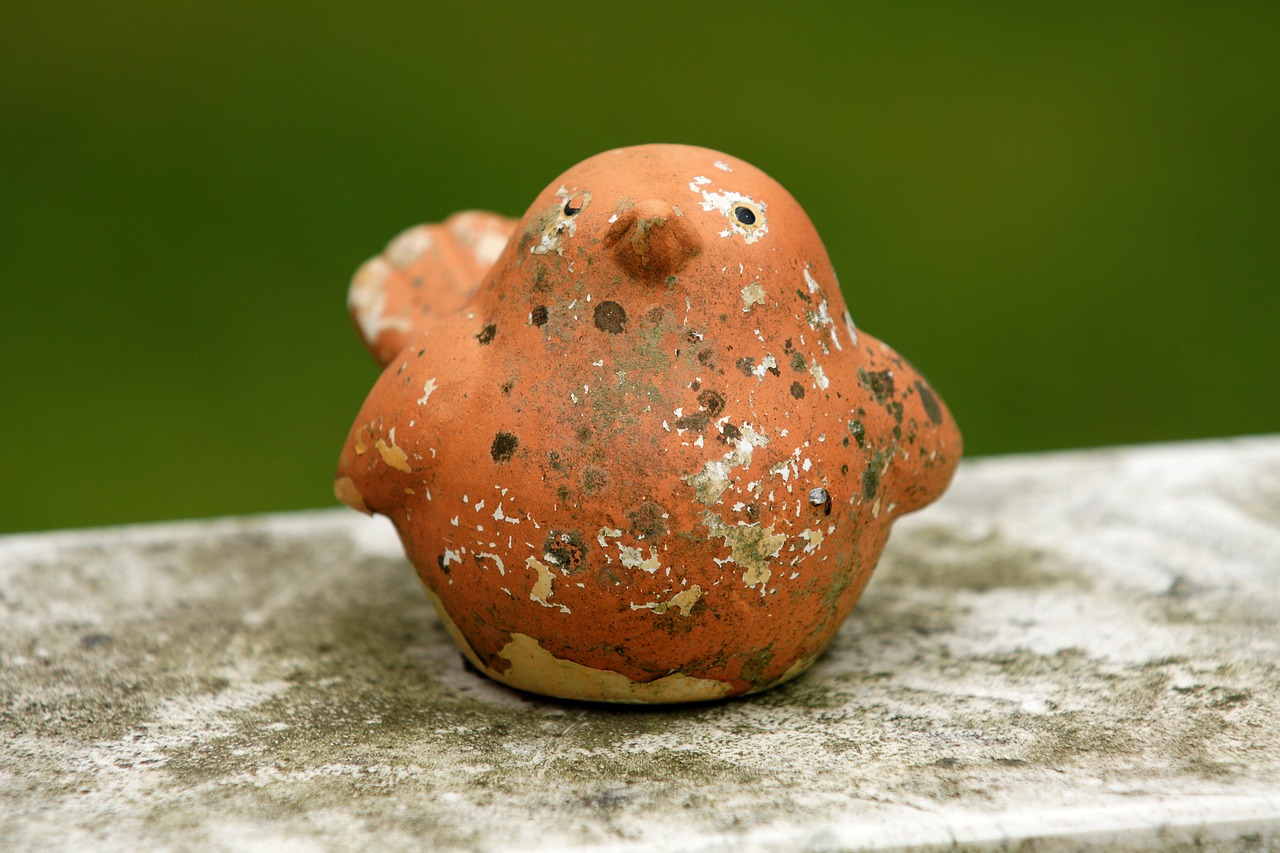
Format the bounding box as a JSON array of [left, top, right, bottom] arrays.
[[526, 557, 569, 613], [347, 258, 412, 345], [844, 309, 859, 346], [332, 476, 369, 514], [501, 632, 729, 703], [751, 354, 778, 379], [477, 552, 506, 575], [741, 281, 765, 312], [799, 527, 824, 554], [630, 584, 704, 616], [750, 650, 822, 694], [683, 425, 769, 506], [691, 181, 769, 244], [802, 266, 843, 352], [374, 430, 411, 473], [809, 360, 830, 390], [702, 512, 786, 591], [416, 378, 438, 406], [530, 189, 592, 256], [425, 588, 730, 703], [617, 544, 661, 574]]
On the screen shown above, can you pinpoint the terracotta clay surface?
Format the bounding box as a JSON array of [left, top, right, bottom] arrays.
[[335, 144, 961, 702]]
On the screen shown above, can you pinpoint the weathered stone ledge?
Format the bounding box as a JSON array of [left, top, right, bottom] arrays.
[[3, 436, 1279, 851]]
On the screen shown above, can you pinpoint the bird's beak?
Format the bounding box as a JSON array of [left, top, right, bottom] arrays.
[[605, 200, 702, 281]]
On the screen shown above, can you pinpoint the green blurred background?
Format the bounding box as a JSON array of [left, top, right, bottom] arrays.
[[2, 4, 1277, 534]]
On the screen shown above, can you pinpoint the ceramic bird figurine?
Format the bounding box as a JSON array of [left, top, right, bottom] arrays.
[[335, 144, 961, 703]]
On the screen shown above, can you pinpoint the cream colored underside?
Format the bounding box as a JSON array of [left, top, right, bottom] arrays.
[[424, 588, 735, 704]]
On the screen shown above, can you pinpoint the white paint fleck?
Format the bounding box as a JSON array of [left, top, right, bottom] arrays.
[[845, 310, 859, 346], [683, 425, 770, 506], [347, 257, 411, 347], [385, 225, 434, 268], [803, 267, 822, 294], [752, 354, 778, 379], [477, 552, 506, 575], [810, 361, 830, 390], [713, 160, 733, 172]]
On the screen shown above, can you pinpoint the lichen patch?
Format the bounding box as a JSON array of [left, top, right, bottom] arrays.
[[702, 512, 786, 591], [617, 545, 661, 574], [631, 585, 704, 617]]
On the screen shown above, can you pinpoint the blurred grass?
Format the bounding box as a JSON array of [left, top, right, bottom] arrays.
[[1, 3, 1277, 533]]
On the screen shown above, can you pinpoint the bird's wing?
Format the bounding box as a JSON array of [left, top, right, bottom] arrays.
[[346, 210, 516, 366]]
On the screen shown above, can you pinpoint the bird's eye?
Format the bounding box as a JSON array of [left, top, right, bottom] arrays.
[[718, 196, 767, 242], [563, 192, 588, 216]]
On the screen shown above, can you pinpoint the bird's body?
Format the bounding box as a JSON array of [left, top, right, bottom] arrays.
[[336, 144, 961, 703]]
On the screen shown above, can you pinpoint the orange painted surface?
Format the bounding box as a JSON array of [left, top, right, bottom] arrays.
[[336, 145, 961, 702]]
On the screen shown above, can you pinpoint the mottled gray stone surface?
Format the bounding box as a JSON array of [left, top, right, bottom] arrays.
[[3, 437, 1279, 851]]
